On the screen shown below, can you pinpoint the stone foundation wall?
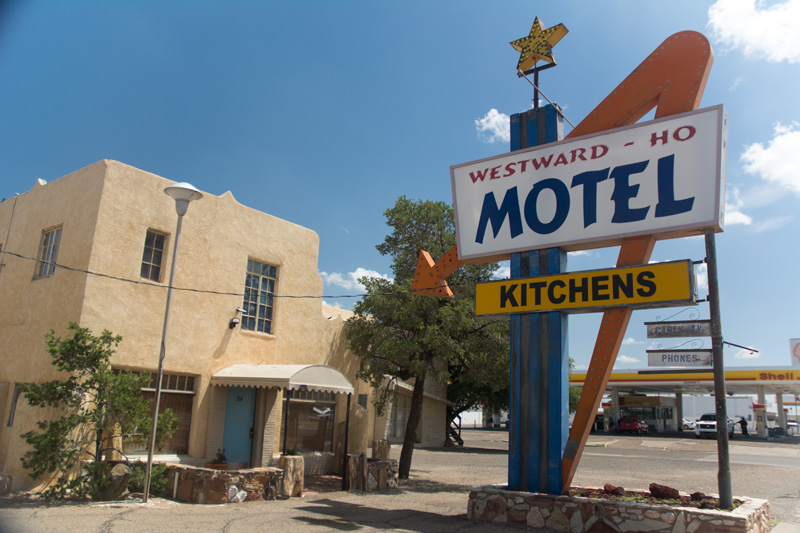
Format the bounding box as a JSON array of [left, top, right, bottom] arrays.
[[468, 485, 770, 533], [164, 465, 282, 504], [346, 454, 398, 492]]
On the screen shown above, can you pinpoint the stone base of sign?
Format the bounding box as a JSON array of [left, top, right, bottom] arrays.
[[164, 465, 282, 504], [346, 453, 398, 492], [467, 485, 769, 533]]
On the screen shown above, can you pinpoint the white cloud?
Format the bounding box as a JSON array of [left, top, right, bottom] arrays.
[[475, 109, 510, 143], [493, 263, 510, 279], [729, 77, 743, 91], [622, 337, 642, 345], [753, 215, 793, 232], [615, 355, 640, 365], [724, 186, 753, 226], [319, 267, 392, 292], [733, 346, 760, 359], [695, 262, 708, 291], [567, 250, 593, 257], [741, 122, 800, 196], [708, 0, 800, 63]]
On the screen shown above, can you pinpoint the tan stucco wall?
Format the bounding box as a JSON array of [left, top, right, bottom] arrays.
[[0, 161, 392, 489]]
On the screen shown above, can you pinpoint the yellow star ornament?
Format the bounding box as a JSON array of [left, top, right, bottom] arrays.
[[510, 17, 568, 73]]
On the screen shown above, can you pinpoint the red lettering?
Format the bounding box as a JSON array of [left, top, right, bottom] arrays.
[[469, 169, 489, 183], [504, 163, 516, 177], [489, 165, 502, 179], [553, 153, 569, 166], [759, 372, 766, 380], [518, 160, 528, 173], [570, 148, 587, 162], [673, 125, 696, 141], [650, 130, 669, 146], [531, 154, 554, 170], [591, 144, 608, 159]]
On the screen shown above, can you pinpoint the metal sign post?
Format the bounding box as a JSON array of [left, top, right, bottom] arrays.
[[704, 228, 733, 509]]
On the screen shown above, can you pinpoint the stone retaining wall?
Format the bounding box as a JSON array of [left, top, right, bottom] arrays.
[[468, 485, 770, 533], [164, 465, 282, 504]]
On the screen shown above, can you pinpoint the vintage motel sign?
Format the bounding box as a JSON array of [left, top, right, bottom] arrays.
[[476, 260, 697, 316], [646, 319, 712, 338], [646, 349, 713, 367], [451, 105, 727, 262]]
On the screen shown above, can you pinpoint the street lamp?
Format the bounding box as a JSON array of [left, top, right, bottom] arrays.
[[142, 182, 202, 503]]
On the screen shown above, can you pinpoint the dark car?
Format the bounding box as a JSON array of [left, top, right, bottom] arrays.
[[618, 417, 648, 434]]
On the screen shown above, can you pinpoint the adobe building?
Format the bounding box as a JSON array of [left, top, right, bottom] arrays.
[[0, 160, 447, 491]]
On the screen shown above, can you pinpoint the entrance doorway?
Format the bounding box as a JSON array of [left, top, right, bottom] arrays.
[[222, 386, 256, 466]]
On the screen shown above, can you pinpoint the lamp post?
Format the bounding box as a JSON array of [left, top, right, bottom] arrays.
[[142, 182, 202, 503]]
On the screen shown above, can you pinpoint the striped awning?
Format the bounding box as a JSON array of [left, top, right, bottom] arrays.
[[210, 364, 354, 395]]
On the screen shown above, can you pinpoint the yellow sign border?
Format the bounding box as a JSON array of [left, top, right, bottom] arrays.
[[475, 260, 696, 316]]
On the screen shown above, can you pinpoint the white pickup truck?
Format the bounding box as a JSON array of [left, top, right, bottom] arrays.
[[694, 413, 735, 439]]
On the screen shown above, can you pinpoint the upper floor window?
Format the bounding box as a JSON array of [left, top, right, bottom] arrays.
[[242, 259, 277, 334], [34, 226, 61, 279], [140, 230, 166, 281]]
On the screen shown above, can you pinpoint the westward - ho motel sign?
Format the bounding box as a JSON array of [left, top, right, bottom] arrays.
[[452, 105, 727, 261]]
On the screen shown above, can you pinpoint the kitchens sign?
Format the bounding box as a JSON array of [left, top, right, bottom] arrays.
[[451, 106, 727, 261]]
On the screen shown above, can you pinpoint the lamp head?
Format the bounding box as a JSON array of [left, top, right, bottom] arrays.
[[164, 182, 203, 216]]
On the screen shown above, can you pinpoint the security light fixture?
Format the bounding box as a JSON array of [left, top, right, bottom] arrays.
[[229, 307, 245, 329]]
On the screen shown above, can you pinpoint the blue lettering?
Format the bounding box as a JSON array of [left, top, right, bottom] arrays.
[[571, 168, 609, 228], [475, 188, 523, 244], [611, 160, 650, 223], [655, 154, 695, 217], [524, 178, 570, 234]]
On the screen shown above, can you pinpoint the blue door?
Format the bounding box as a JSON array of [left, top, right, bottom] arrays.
[[222, 386, 256, 466]]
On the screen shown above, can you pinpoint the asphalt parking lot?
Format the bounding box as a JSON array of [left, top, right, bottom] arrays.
[[1, 430, 798, 532]]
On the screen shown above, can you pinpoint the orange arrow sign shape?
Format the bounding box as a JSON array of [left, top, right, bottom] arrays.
[[411, 246, 461, 298]]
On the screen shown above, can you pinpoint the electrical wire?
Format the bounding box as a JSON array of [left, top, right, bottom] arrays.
[[0, 248, 483, 300], [517, 69, 576, 129]]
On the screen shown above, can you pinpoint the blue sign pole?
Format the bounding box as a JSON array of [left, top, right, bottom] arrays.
[[508, 104, 569, 494]]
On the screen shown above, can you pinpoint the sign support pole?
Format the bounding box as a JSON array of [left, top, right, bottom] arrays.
[[704, 228, 733, 509], [508, 105, 568, 494]]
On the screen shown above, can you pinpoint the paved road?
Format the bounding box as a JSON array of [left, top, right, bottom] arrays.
[[0, 430, 798, 532]]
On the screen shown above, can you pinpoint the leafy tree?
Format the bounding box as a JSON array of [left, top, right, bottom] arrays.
[[20, 323, 178, 499], [345, 197, 508, 479]]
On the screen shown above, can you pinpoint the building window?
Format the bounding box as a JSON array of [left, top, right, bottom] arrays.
[[140, 230, 166, 281], [280, 390, 336, 453], [34, 226, 61, 279], [119, 370, 195, 455], [242, 259, 277, 334]]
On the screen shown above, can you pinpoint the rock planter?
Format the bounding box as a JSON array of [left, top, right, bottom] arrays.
[[163, 465, 282, 504], [468, 485, 770, 533]]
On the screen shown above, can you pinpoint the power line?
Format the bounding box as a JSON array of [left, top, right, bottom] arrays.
[[0, 248, 480, 300]]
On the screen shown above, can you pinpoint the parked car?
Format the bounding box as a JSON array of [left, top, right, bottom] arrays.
[[694, 413, 734, 439], [787, 419, 798, 435], [682, 418, 696, 430], [618, 417, 648, 434]]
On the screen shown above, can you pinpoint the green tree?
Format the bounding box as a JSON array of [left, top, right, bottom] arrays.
[[20, 323, 178, 499], [345, 197, 508, 479]]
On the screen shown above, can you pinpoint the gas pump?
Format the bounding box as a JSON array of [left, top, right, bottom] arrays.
[[753, 403, 767, 439]]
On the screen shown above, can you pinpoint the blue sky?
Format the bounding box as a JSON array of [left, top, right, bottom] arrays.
[[1, 1, 798, 370]]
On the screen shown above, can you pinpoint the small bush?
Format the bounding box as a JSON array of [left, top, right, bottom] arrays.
[[129, 462, 168, 496]]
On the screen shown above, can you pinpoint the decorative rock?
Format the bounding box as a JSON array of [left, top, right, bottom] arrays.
[[481, 495, 508, 521], [96, 463, 130, 501], [279, 455, 304, 497], [691, 492, 706, 501], [661, 511, 677, 524], [650, 483, 680, 499], [527, 507, 545, 528], [546, 507, 570, 531], [231, 490, 247, 503], [227, 486, 239, 501], [604, 483, 625, 496]]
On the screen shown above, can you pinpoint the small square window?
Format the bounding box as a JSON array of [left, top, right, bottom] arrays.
[[241, 259, 278, 334], [141, 230, 167, 281], [34, 226, 62, 279]]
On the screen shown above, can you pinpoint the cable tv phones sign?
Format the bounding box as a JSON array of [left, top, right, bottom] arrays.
[[451, 106, 727, 260]]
